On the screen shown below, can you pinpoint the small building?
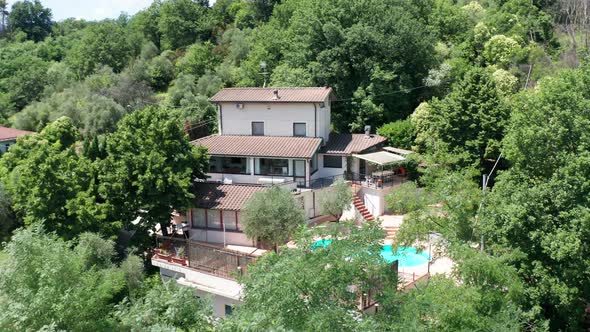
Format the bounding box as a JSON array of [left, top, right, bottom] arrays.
[[0, 127, 34, 153]]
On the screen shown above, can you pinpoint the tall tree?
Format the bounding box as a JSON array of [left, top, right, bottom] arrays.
[[414, 67, 509, 170], [7, 0, 52, 42], [97, 106, 209, 238], [0, 117, 112, 239], [483, 65, 590, 329], [66, 21, 135, 78], [158, 0, 209, 50]]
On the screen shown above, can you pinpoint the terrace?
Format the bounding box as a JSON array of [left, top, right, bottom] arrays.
[[153, 235, 263, 280]]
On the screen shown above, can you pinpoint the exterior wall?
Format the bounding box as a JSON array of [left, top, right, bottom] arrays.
[[156, 264, 242, 318], [194, 289, 241, 318], [0, 140, 15, 153], [218, 101, 331, 142], [359, 186, 386, 217], [314, 154, 347, 179]]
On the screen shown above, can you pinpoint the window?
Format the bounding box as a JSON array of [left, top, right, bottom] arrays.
[[192, 209, 206, 228], [223, 210, 237, 230], [251, 122, 264, 136], [207, 209, 221, 229], [209, 157, 249, 174], [225, 304, 233, 316], [256, 158, 289, 176], [293, 123, 306, 137], [323, 155, 342, 168], [310, 154, 318, 174]]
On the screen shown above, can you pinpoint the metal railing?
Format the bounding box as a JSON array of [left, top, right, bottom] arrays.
[[154, 235, 256, 279], [346, 171, 407, 189], [309, 174, 345, 190]]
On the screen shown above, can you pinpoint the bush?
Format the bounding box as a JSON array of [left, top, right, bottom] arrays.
[[377, 119, 415, 150], [385, 181, 427, 214]]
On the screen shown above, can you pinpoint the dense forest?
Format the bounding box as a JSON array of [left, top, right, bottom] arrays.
[[1, 0, 590, 331]]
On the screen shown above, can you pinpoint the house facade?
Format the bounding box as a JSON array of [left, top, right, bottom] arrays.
[[0, 127, 34, 153], [153, 87, 411, 317]]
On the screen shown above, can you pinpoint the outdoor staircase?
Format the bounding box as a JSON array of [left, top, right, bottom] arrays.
[[383, 225, 400, 240], [353, 195, 375, 221]]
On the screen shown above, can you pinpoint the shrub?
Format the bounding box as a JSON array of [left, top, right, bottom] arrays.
[[385, 181, 427, 214], [377, 119, 415, 150]]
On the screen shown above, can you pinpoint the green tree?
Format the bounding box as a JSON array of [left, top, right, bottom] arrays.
[[158, 0, 209, 50], [0, 227, 133, 331], [147, 54, 175, 91], [176, 41, 219, 78], [385, 181, 427, 215], [483, 65, 590, 329], [416, 67, 509, 169], [377, 119, 415, 150], [115, 280, 214, 331], [66, 21, 135, 78], [7, 0, 52, 42], [0, 117, 116, 239], [242, 185, 305, 247], [130, 1, 162, 48], [0, 184, 17, 243], [223, 222, 391, 331], [97, 106, 208, 239], [239, 0, 437, 130], [0, 42, 49, 114], [319, 179, 352, 220]]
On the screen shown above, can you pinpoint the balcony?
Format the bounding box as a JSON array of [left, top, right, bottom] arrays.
[[153, 235, 259, 280], [346, 171, 407, 189]]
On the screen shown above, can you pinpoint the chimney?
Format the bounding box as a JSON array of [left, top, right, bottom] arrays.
[[272, 89, 280, 100], [364, 125, 371, 138]]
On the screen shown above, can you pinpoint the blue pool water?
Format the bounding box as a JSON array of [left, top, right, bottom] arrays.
[[311, 240, 429, 268]]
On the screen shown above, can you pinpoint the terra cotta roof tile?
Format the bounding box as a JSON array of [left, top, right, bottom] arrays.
[[209, 87, 334, 103], [321, 133, 387, 155], [192, 135, 322, 159], [192, 183, 267, 210], [0, 127, 34, 142]]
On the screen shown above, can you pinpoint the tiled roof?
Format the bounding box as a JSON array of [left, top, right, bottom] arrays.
[[209, 87, 334, 103], [0, 127, 34, 142], [321, 133, 387, 155], [192, 183, 267, 210], [192, 135, 322, 159]]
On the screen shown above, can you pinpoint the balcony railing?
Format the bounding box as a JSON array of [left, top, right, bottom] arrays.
[[154, 235, 256, 279], [346, 171, 407, 189]]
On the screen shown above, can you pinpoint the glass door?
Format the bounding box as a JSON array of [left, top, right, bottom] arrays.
[[293, 160, 306, 187]]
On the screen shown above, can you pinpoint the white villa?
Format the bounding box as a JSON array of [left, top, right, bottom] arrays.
[[152, 87, 412, 316]]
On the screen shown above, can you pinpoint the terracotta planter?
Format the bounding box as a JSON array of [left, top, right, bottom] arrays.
[[171, 256, 187, 266]]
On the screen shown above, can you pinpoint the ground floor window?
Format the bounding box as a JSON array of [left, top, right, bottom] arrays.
[[209, 156, 250, 174], [256, 158, 289, 176], [323, 155, 343, 168]]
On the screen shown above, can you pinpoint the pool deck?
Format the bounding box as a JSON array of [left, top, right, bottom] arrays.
[[378, 213, 455, 289]]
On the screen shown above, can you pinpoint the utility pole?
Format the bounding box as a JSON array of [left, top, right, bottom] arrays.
[[260, 61, 269, 88]]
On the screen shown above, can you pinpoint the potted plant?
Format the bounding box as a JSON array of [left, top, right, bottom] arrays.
[[171, 247, 188, 266]]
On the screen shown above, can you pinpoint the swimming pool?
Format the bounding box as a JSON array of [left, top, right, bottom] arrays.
[[380, 245, 430, 267], [311, 240, 429, 268]]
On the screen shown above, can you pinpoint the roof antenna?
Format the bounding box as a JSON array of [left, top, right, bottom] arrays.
[[260, 61, 269, 88]]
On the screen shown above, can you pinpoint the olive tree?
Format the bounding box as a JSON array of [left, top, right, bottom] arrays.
[[319, 179, 352, 221], [242, 186, 305, 247]]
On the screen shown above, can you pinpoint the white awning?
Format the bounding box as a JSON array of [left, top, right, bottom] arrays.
[[383, 146, 413, 155], [353, 151, 406, 165]]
